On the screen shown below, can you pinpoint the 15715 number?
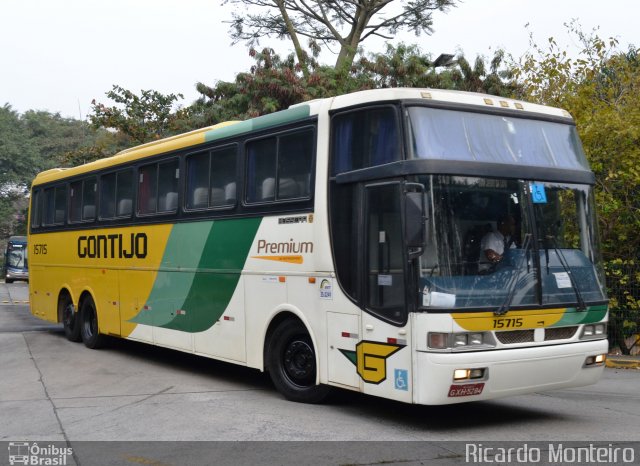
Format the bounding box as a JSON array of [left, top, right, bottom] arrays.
[[33, 244, 48, 255], [492, 317, 523, 329]]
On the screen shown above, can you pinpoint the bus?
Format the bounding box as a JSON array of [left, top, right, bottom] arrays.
[[28, 88, 608, 405], [3, 236, 28, 283]]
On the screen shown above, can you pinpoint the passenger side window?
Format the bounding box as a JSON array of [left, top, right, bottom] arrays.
[[100, 169, 133, 219], [186, 146, 237, 210], [138, 159, 179, 215], [69, 177, 96, 223], [30, 190, 42, 229], [245, 128, 314, 204], [42, 185, 67, 226]]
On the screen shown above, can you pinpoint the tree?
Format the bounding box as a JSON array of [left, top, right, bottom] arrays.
[[191, 45, 519, 124], [514, 23, 640, 353], [0, 105, 91, 236], [224, 0, 456, 74], [89, 85, 187, 144]]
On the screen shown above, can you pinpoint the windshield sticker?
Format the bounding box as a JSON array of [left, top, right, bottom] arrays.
[[554, 272, 573, 289], [423, 290, 456, 308], [378, 274, 393, 286], [530, 183, 548, 203]]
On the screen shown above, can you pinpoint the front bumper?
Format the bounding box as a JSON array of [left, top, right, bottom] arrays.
[[414, 339, 608, 405]]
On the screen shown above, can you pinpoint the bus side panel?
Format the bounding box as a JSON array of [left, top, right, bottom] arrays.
[[92, 268, 120, 336], [193, 275, 247, 363]]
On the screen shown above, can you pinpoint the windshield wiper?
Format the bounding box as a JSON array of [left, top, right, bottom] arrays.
[[495, 234, 532, 316], [545, 235, 587, 311]]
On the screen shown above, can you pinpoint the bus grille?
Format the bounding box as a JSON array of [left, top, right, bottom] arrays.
[[495, 330, 534, 344], [495, 327, 579, 344], [544, 326, 578, 341]]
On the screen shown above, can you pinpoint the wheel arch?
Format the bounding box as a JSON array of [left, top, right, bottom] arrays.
[[262, 306, 320, 383], [56, 286, 76, 323]]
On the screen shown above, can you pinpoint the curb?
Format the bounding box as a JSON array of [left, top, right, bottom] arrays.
[[606, 357, 640, 369]]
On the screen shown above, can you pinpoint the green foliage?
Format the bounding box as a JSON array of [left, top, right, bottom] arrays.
[[89, 85, 187, 144], [0, 105, 91, 236], [191, 45, 520, 123], [514, 22, 640, 352]]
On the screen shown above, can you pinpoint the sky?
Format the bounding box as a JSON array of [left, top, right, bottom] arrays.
[[1, 0, 638, 119]]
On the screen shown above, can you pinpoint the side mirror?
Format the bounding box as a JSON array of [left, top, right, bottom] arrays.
[[404, 187, 426, 259]]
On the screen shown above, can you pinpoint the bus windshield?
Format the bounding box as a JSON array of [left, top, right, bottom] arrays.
[[406, 106, 589, 171], [418, 176, 606, 310], [7, 241, 27, 269]]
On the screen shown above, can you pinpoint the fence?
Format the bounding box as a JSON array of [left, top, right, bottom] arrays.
[[606, 261, 640, 355]]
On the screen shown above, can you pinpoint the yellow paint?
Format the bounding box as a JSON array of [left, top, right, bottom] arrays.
[[452, 308, 566, 331], [251, 255, 304, 264], [356, 341, 403, 384], [29, 224, 173, 337]]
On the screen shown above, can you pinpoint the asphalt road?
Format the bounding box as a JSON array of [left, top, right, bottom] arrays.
[[1, 281, 639, 465]]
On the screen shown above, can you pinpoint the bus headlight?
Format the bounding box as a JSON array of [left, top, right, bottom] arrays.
[[580, 323, 607, 340], [428, 332, 495, 351]]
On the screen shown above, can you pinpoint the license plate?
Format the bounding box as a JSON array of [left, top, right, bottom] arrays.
[[448, 383, 485, 397]]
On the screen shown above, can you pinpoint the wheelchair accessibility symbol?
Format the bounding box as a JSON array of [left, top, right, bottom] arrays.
[[394, 369, 409, 391]]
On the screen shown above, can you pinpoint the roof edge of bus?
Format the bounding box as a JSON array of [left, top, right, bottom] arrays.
[[32, 121, 242, 185], [116, 120, 242, 157], [327, 88, 573, 120], [32, 104, 318, 185]]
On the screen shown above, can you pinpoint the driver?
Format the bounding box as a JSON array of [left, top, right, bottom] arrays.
[[478, 214, 516, 273]]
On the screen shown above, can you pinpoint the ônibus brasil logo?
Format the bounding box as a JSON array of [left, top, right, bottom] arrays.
[[8, 442, 73, 466]]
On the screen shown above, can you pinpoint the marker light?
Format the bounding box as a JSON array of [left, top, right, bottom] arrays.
[[428, 333, 448, 349]]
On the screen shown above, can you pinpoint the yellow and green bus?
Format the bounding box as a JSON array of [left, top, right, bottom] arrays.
[[28, 88, 608, 404]]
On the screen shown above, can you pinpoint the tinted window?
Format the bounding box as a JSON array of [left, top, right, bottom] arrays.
[[138, 159, 179, 215], [30, 190, 42, 228], [101, 169, 133, 219], [43, 185, 67, 226], [331, 107, 400, 175], [69, 177, 96, 223], [246, 128, 314, 204], [186, 146, 237, 210]]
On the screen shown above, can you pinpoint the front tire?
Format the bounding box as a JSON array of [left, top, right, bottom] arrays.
[[60, 294, 81, 342], [80, 296, 106, 349], [267, 319, 331, 403]]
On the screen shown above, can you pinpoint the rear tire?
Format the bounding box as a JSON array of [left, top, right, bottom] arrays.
[[267, 319, 331, 403], [80, 295, 106, 349], [60, 294, 81, 342]]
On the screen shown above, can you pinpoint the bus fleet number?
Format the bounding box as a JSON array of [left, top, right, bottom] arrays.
[[492, 318, 523, 329], [33, 244, 48, 255]]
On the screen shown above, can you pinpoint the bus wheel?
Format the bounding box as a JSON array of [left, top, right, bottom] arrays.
[[267, 319, 331, 403], [80, 296, 106, 349], [6, 279, 13, 284], [60, 295, 81, 342]]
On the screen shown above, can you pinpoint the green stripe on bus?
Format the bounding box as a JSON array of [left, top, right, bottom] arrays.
[[204, 105, 311, 143], [130, 217, 262, 332], [174, 217, 261, 332], [550, 304, 608, 327]]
